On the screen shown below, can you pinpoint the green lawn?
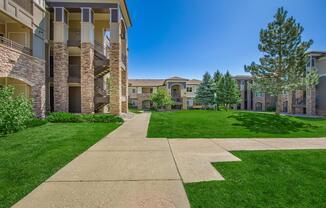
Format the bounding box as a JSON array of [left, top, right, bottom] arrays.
[[185, 150, 326, 208], [147, 110, 326, 138], [0, 123, 119, 208]]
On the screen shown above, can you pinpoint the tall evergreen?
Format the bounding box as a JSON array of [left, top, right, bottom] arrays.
[[215, 71, 241, 109], [245, 7, 318, 113], [195, 72, 214, 109]]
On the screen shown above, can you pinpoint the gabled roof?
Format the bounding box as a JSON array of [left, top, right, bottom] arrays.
[[187, 79, 201, 85], [128, 79, 165, 87], [166, 76, 188, 80]]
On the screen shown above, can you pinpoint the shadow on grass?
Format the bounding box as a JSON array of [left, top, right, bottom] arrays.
[[229, 112, 316, 134]]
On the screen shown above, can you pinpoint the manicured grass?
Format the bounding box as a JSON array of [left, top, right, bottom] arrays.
[[185, 150, 326, 208], [129, 108, 143, 114], [148, 110, 326, 138], [0, 123, 120, 208]]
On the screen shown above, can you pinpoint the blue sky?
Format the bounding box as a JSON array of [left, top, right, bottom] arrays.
[[127, 0, 326, 79]]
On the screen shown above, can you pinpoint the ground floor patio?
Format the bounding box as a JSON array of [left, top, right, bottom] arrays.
[[13, 113, 326, 208]]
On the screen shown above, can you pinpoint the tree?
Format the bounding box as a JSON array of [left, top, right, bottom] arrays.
[[150, 88, 173, 110], [195, 72, 214, 109], [244, 7, 318, 113], [215, 71, 241, 109], [0, 86, 34, 135]]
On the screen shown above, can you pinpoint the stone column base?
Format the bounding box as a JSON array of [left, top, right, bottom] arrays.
[[81, 43, 95, 114]]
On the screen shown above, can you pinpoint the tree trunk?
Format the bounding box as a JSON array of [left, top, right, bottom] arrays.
[[276, 94, 283, 114]]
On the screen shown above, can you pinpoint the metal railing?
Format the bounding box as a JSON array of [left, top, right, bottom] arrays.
[[0, 36, 32, 55], [69, 65, 81, 79], [68, 28, 81, 46]]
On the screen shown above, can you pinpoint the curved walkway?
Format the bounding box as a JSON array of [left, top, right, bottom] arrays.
[[14, 113, 326, 208]]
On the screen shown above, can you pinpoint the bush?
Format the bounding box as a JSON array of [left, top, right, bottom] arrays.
[[26, 118, 48, 128], [0, 86, 35, 135], [266, 106, 276, 112], [47, 112, 123, 123]]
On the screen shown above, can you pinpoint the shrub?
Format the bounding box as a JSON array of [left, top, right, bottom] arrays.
[[26, 118, 48, 128], [0, 86, 35, 135], [47, 112, 123, 123]]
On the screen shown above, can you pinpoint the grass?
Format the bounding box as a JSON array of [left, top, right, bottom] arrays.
[[185, 150, 326, 208], [147, 110, 326, 138], [0, 122, 120, 208], [129, 107, 143, 114]]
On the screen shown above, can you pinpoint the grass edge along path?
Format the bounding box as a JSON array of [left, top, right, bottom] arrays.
[[0, 122, 120, 208], [185, 150, 326, 208], [148, 110, 326, 138]]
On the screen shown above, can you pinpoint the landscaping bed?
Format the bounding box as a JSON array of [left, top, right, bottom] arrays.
[[185, 150, 326, 208], [148, 110, 326, 138]]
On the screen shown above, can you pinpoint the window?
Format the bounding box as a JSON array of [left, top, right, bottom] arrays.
[[255, 92, 263, 97], [187, 87, 192, 92], [311, 58, 316, 67], [150, 88, 153, 93], [132, 89, 136, 94]]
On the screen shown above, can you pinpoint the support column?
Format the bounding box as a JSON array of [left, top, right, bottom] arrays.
[[80, 8, 95, 114], [53, 7, 69, 112], [287, 91, 294, 114], [295, 90, 304, 114], [306, 86, 316, 116], [121, 69, 128, 113], [247, 81, 252, 111], [240, 80, 245, 110], [109, 8, 122, 115]]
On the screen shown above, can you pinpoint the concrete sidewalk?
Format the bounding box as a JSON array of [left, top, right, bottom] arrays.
[[14, 113, 326, 207], [14, 113, 191, 208]]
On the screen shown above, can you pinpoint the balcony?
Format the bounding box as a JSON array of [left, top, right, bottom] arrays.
[[172, 97, 182, 103], [68, 65, 81, 83], [0, 0, 33, 28], [68, 28, 81, 47], [0, 36, 32, 55]]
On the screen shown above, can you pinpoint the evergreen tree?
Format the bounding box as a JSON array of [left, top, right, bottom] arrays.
[[245, 7, 318, 113], [224, 72, 241, 107], [215, 71, 241, 109], [195, 72, 214, 109]]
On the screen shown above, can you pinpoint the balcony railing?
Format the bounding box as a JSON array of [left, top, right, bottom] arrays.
[[0, 36, 32, 55], [172, 97, 182, 103], [69, 65, 81, 83], [12, 0, 33, 14], [68, 28, 81, 46]]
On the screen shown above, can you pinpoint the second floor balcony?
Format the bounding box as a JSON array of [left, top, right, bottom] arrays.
[[0, 36, 32, 55]]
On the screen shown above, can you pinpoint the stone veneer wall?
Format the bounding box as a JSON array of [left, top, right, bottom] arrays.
[[81, 43, 95, 114], [53, 42, 69, 112], [306, 86, 316, 116], [121, 69, 128, 113], [109, 42, 122, 115], [0, 44, 46, 117]]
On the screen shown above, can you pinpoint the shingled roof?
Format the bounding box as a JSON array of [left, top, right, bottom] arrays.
[[128, 79, 165, 87]]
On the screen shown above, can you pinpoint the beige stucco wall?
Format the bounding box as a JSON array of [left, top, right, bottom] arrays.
[[6, 23, 31, 48], [317, 57, 326, 75]]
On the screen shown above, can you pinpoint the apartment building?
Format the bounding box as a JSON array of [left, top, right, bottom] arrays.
[[232, 75, 277, 112], [128, 77, 201, 110], [234, 52, 326, 116], [0, 0, 131, 117], [280, 51, 326, 116], [128, 75, 277, 111]]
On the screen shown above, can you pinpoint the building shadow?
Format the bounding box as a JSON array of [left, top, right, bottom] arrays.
[[228, 112, 316, 134]]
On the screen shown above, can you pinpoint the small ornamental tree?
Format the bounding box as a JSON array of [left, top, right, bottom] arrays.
[[195, 72, 215, 109], [245, 7, 318, 113], [150, 88, 173, 110], [0, 86, 34, 135]]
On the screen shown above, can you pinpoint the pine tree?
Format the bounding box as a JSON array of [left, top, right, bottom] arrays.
[[195, 72, 214, 109], [215, 71, 241, 109], [245, 7, 318, 113]]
